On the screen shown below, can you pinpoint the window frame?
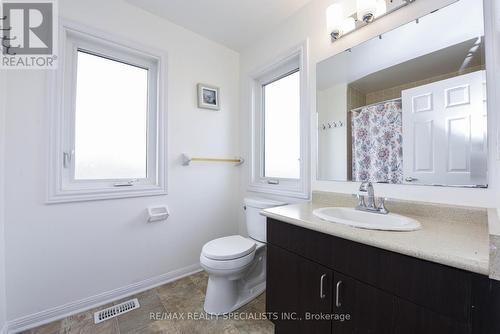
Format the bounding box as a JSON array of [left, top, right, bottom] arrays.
[[47, 20, 167, 203], [248, 42, 310, 198]]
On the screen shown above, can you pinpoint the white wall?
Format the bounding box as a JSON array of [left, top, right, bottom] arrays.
[[0, 71, 8, 332], [317, 84, 347, 180], [239, 0, 499, 213], [3, 0, 240, 321]]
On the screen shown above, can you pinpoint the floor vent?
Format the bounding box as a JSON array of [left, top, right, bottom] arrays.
[[94, 298, 140, 324]]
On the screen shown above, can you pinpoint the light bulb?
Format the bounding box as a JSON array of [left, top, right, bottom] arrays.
[[357, 0, 377, 23], [326, 3, 344, 39], [341, 17, 356, 34], [375, 0, 387, 17]]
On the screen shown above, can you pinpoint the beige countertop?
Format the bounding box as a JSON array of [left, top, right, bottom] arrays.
[[488, 209, 500, 280], [261, 196, 490, 276]]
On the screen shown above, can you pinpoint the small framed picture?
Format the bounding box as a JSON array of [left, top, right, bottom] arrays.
[[197, 83, 220, 110]]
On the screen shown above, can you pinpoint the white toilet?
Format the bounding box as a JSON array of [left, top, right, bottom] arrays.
[[200, 197, 286, 315]]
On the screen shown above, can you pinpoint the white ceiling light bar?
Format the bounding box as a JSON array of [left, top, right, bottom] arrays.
[[326, 0, 416, 42]]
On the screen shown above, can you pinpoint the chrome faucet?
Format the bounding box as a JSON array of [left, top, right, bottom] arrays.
[[355, 182, 389, 214], [359, 182, 376, 208]]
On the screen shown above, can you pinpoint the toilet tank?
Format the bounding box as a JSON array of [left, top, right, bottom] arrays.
[[244, 198, 286, 242]]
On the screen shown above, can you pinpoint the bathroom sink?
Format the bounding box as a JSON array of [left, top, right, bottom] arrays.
[[313, 207, 421, 231]]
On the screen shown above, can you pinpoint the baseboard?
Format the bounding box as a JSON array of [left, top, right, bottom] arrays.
[[6, 263, 202, 334]]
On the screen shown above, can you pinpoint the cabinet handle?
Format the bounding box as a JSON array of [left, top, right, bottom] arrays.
[[335, 280, 343, 308], [320, 274, 327, 299]]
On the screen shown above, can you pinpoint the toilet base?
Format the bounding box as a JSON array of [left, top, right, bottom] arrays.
[[204, 279, 266, 315], [202, 246, 267, 315]]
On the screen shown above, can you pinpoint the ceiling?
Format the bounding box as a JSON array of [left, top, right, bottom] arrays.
[[125, 0, 314, 51], [350, 38, 485, 93]]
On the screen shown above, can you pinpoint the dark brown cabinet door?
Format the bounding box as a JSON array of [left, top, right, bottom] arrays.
[[267, 244, 333, 334], [393, 297, 470, 334], [332, 272, 394, 334], [331, 271, 470, 334]]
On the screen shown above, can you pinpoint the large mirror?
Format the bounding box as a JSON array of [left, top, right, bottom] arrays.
[[316, 0, 488, 187]]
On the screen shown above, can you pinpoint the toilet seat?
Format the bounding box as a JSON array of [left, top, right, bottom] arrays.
[[202, 235, 256, 261], [200, 251, 255, 271]]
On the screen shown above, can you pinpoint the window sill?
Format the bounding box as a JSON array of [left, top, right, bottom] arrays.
[[46, 185, 167, 204], [247, 183, 309, 199]]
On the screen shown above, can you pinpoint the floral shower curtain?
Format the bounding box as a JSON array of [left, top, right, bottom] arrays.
[[351, 100, 403, 184]]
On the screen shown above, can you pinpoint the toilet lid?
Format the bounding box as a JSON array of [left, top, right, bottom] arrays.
[[202, 235, 256, 261]]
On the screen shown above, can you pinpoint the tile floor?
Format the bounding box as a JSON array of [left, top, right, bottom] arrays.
[[21, 271, 274, 334]]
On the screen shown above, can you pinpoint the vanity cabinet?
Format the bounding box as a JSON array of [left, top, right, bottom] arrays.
[[267, 244, 332, 334], [266, 218, 499, 334]]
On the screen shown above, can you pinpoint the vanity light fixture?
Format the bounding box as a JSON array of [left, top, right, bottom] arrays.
[[357, 0, 378, 23], [327, 0, 416, 42], [326, 3, 356, 40], [326, 3, 344, 40], [375, 0, 388, 17]]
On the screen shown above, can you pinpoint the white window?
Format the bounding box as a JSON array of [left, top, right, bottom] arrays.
[[263, 70, 301, 179], [48, 22, 167, 203], [249, 43, 309, 198]]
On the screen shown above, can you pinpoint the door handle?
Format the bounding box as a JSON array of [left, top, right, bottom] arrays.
[[320, 274, 327, 299], [405, 177, 418, 182], [335, 280, 343, 308]]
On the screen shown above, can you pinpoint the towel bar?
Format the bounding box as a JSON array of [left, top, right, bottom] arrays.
[[182, 154, 244, 166]]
